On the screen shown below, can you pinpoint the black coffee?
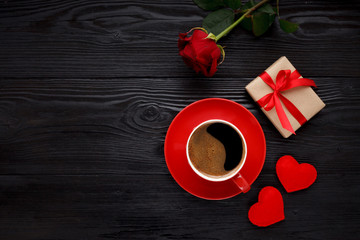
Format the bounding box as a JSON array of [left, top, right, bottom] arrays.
[[207, 123, 243, 171], [188, 122, 244, 176]]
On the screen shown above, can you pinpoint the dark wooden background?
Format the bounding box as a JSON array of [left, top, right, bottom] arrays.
[[1, 0, 359, 239]]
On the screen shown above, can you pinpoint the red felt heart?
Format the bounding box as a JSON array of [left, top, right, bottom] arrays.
[[248, 186, 285, 227], [276, 155, 317, 193]]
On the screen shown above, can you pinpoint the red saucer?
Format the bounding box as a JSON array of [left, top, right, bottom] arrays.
[[164, 98, 266, 200]]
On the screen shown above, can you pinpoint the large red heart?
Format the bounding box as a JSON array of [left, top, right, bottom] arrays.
[[276, 155, 317, 193], [248, 186, 285, 227]]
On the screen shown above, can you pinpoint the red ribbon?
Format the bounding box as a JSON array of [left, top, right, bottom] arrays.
[[257, 70, 317, 134]]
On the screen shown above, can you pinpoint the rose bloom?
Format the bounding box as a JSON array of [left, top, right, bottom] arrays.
[[178, 29, 221, 77]]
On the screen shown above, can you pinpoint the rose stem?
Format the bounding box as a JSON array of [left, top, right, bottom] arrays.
[[215, 0, 270, 42]]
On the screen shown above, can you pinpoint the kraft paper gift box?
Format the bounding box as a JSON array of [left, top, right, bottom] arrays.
[[245, 56, 326, 138]]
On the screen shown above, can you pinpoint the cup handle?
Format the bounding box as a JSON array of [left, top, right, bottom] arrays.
[[232, 173, 250, 193]]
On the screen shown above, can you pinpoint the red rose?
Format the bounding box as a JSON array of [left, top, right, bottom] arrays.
[[178, 29, 222, 77]]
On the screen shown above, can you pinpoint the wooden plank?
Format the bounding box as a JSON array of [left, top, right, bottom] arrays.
[[0, 77, 358, 176], [0, 174, 358, 239], [0, 1, 359, 78]]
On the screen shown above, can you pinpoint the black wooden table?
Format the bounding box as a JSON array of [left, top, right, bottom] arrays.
[[1, 1, 359, 239]]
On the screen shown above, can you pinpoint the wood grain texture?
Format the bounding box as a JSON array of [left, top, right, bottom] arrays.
[[0, 0, 359, 78], [0, 0, 359, 239]]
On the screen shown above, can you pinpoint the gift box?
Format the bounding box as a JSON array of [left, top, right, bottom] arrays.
[[245, 56, 325, 138]]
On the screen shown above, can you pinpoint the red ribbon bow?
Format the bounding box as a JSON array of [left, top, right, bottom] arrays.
[[257, 70, 317, 134]]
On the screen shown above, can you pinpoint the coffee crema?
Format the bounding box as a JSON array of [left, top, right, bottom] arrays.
[[188, 122, 244, 177]]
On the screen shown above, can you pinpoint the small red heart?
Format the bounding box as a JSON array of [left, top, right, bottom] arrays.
[[248, 186, 285, 227], [276, 155, 317, 193]]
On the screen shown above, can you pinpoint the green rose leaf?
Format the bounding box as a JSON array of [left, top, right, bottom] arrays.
[[258, 3, 275, 14], [193, 0, 224, 11], [252, 12, 270, 36], [269, 12, 276, 26], [242, 0, 255, 10], [279, 19, 299, 33], [224, 0, 242, 10], [240, 16, 252, 31], [203, 8, 235, 36]]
